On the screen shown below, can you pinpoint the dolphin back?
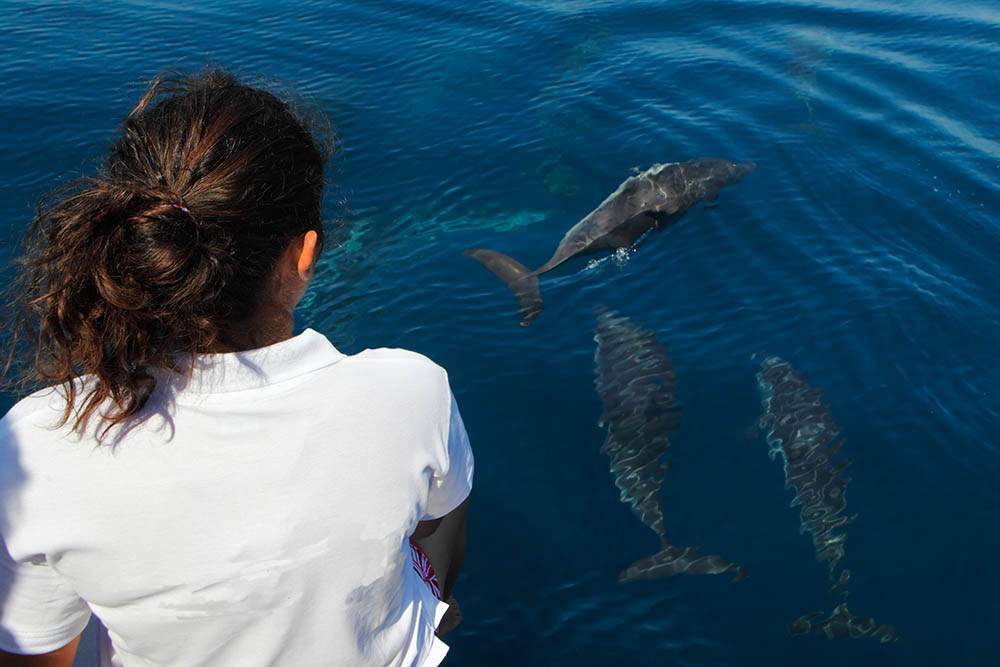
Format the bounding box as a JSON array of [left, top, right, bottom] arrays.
[[463, 248, 543, 326], [541, 157, 756, 271], [652, 158, 756, 206]]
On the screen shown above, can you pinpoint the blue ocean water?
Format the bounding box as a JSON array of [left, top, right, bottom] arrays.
[[2, 1, 998, 665]]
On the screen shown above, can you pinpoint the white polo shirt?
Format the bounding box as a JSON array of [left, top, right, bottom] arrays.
[[0, 329, 473, 666]]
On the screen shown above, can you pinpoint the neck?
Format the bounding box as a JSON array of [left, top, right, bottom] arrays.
[[207, 262, 307, 353], [210, 300, 296, 353]]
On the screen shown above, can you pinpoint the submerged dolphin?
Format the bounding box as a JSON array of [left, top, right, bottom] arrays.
[[465, 158, 755, 325], [594, 308, 746, 583], [755, 355, 900, 642], [755, 355, 855, 590]]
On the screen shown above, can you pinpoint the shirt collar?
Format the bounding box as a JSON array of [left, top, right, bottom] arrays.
[[165, 328, 345, 395]]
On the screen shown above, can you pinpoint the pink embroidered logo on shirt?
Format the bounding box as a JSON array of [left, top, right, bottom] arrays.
[[409, 540, 441, 600]]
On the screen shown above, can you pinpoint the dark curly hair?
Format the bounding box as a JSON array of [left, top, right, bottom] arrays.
[[3, 69, 332, 439]]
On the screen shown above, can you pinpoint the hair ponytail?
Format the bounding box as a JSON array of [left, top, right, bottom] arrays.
[[3, 69, 332, 440]]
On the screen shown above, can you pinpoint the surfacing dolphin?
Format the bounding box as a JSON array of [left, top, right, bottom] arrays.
[[465, 158, 755, 326], [594, 308, 747, 583]]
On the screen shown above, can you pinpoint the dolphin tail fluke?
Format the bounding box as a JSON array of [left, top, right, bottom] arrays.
[[618, 544, 748, 583], [463, 248, 543, 326], [788, 603, 902, 643]]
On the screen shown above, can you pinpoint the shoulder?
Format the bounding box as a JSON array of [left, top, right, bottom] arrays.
[[350, 346, 436, 364], [1, 384, 72, 432], [346, 347, 448, 377], [0, 377, 102, 456], [0, 386, 80, 501], [339, 347, 452, 400]]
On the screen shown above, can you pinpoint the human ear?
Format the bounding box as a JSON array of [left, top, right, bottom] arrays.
[[296, 230, 318, 280]]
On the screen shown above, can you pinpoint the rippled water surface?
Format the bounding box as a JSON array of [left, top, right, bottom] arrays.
[[2, 1, 998, 665]]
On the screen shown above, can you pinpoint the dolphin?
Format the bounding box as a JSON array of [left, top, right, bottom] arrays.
[[754, 355, 855, 592], [465, 158, 755, 325], [594, 308, 747, 583], [755, 355, 901, 642]]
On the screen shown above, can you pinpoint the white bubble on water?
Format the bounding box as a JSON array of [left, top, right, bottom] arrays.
[[611, 247, 632, 266], [584, 247, 634, 273]]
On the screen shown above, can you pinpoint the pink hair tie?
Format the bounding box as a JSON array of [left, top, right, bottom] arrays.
[[168, 203, 191, 214]]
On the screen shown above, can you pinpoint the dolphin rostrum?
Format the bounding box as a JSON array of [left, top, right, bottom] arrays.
[[755, 355, 900, 642], [465, 158, 755, 325], [595, 308, 747, 583]]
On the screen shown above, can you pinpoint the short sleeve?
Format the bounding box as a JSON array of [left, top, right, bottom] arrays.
[[0, 540, 91, 654], [423, 392, 474, 520]]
